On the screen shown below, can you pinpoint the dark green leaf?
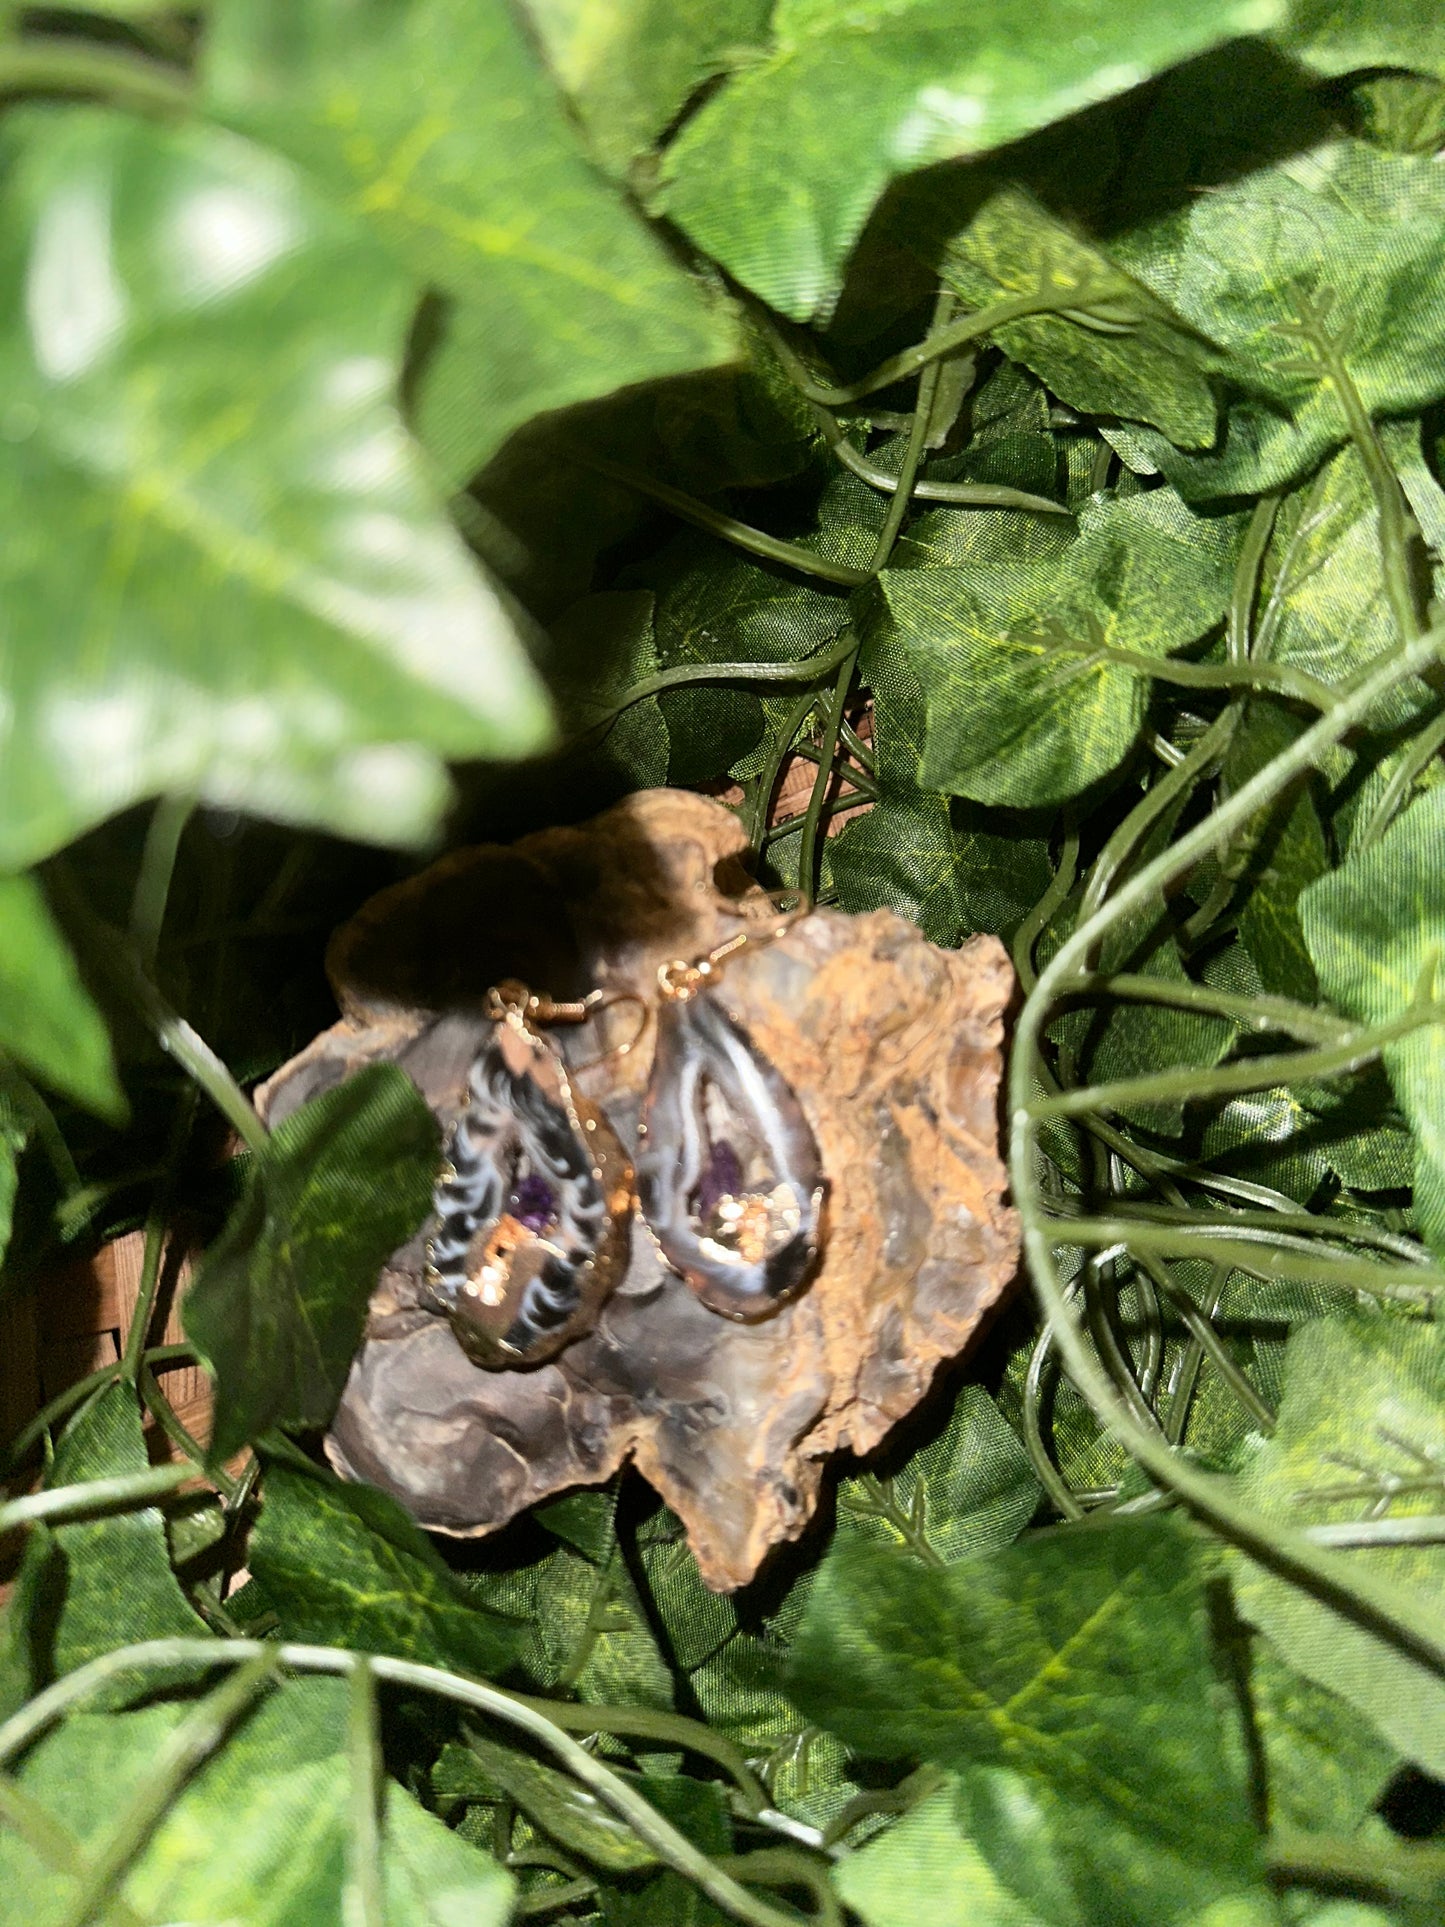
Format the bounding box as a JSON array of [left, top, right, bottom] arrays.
[[1225, 708, 1331, 1006], [1235, 1313, 1445, 1777], [248, 1459, 521, 1676], [454, 1730, 658, 1873], [790, 1517, 1268, 1926], [206, 0, 735, 486], [654, 0, 1281, 321], [184, 1063, 440, 1458], [941, 186, 1219, 447], [0, 107, 550, 867], [532, 1540, 675, 1710], [837, 1385, 1041, 1565], [596, 1772, 731, 1927], [0, 1383, 207, 1705], [1300, 786, 1445, 1252], [0, 1082, 27, 1270], [522, 0, 772, 177]]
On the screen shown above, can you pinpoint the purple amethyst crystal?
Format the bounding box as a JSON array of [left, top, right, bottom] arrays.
[[510, 1172, 557, 1232], [692, 1139, 744, 1223]]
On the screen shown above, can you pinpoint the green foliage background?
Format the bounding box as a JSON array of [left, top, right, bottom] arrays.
[[2, 3, 1445, 1923]]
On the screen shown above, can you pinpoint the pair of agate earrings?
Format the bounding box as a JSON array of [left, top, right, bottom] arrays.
[[422, 920, 826, 1370]]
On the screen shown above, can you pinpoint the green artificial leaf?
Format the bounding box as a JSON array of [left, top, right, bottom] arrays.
[[1224, 708, 1331, 1006], [184, 1063, 440, 1458], [881, 487, 1242, 806], [1235, 1313, 1445, 1777], [0, 1083, 27, 1270], [449, 1730, 658, 1873], [247, 1459, 521, 1676], [0, 106, 550, 869], [0, 875, 121, 1119], [532, 1539, 675, 1710], [832, 1778, 1042, 1927], [790, 1516, 1268, 1926], [0, 1677, 515, 1927], [522, 0, 771, 177], [1299, 786, 1445, 1252], [1110, 139, 1445, 499], [1055, 917, 1237, 1132], [1274, 0, 1445, 79], [1249, 1637, 1398, 1837], [634, 528, 853, 784], [838, 1385, 1041, 1565], [0, 1383, 207, 1706], [548, 591, 669, 789], [1256, 444, 1432, 726], [940, 186, 1219, 447], [206, 0, 735, 487], [654, 0, 1281, 321], [596, 1772, 732, 1927], [839, 615, 1052, 945]]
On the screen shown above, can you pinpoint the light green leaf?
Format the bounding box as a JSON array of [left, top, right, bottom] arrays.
[[0, 1679, 514, 1927], [881, 487, 1242, 806], [1299, 786, 1445, 1252], [0, 875, 121, 1119], [1274, 0, 1445, 79], [248, 1460, 522, 1677], [1249, 1638, 1398, 1837], [522, 0, 771, 176], [533, 1540, 675, 1710], [1111, 140, 1445, 499], [654, 0, 1281, 321], [184, 1063, 440, 1458], [1235, 1313, 1445, 1777], [838, 1385, 1040, 1565], [789, 1517, 1270, 1927], [206, 0, 736, 486], [832, 1779, 1042, 1927], [0, 107, 550, 869], [0, 1383, 208, 1706], [941, 186, 1219, 447]]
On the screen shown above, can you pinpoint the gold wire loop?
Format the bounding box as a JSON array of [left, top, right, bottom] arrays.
[[656, 903, 806, 1002]]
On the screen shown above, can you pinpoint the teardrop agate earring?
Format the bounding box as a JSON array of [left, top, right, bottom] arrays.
[[424, 981, 636, 1369], [636, 917, 826, 1320]]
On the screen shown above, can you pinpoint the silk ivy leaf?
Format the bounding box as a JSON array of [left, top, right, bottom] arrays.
[[940, 186, 1220, 448], [0, 106, 551, 871], [653, 0, 1281, 322], [0, 874, 122, 1120], [837, 1386, 1041, 1565], [248, 1459, 522, 1677], [0, 1679, 515, 1927], [1234, 1313, 1445, 1778], [1299, 785, 1445, 1254], [880, 487, 1243, 806], [1109, 139, 1445, 499], [1273, 0, 1445, 80], [520, 0, 771, 179], [0, 1382, 208, 1709], [832, 1777, 1037, 1927], [185, 1064, 439, 1459], [205, 0, 736, 489], [789, 1516, 1269, 1927], [0, 1087, 26, 1273]]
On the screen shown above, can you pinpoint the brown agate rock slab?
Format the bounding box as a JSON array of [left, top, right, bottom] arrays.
[[257, 789, 1019, 1591]]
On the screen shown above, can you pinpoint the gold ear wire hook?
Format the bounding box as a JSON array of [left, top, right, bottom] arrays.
[[657, 896, 810, 1002], [484, 978, 647, 1071]]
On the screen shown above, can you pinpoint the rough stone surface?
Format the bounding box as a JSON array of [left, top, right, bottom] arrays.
[[258, 789, 1020, 1590]]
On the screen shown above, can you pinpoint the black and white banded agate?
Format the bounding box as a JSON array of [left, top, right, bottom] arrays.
[[424, 1037, 632, 1368], [636, 993, 824, 1320]]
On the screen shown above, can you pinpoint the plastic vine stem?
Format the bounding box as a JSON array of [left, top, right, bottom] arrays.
[[1010, 618, 1445, 1674]]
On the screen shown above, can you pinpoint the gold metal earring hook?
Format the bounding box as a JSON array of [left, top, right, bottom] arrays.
[[483, 978, 648, 1071], [657, 896, 810, 1002]]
